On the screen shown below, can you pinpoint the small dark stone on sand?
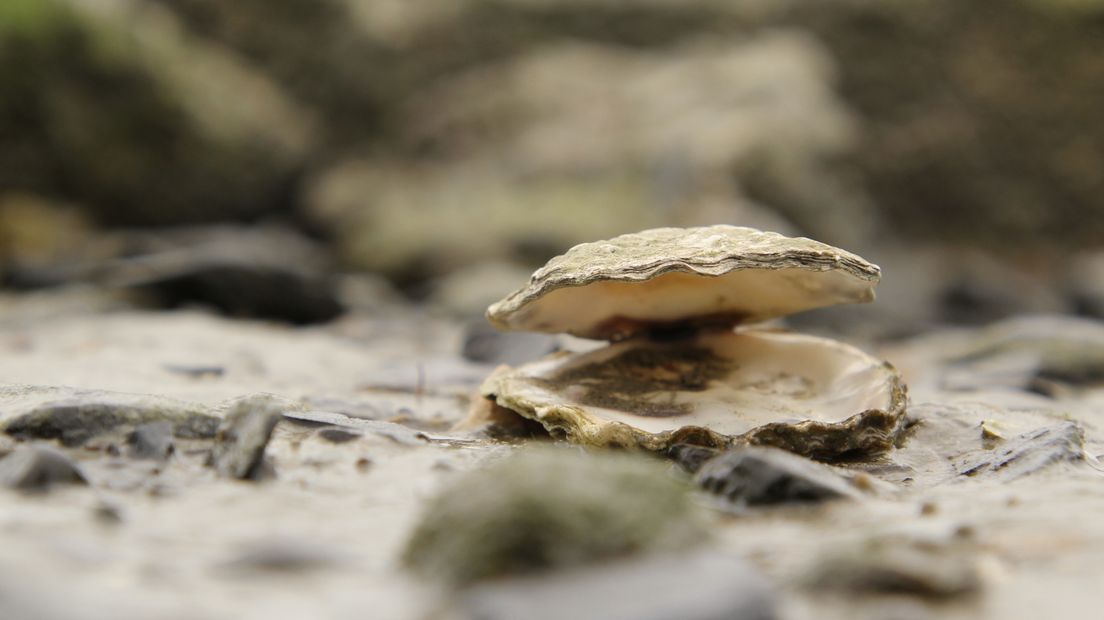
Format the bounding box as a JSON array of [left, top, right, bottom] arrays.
[[127, 421, 175, 460], [0, 445, 88, 492], [220, 540, 344, 573], [208, 396, 283, 481], [696, 447, 860, 509], [162, 364, 226, 379], [94, 502, 124, 525], [316, 428, 361, 444]]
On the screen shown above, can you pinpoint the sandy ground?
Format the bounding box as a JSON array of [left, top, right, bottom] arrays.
[[1, 300, 1102, 620]]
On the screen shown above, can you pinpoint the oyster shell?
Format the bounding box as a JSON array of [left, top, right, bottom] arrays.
[[481, 328, 907, 459], [487, 225, 880, 340]]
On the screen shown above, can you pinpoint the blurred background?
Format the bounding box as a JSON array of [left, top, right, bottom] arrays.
[[3, 0, 1104, 337]]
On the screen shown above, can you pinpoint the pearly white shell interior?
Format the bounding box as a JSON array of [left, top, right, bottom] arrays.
[[498, 328, 896, 437], [507, 268, 874, 337]]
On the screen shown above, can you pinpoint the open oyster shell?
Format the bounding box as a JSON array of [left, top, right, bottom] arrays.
[[487, 226, 880, 341], [481, 328, 907, 459]]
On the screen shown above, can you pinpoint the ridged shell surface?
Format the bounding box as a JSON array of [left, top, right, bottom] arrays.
[[487, 226, 880, 340]]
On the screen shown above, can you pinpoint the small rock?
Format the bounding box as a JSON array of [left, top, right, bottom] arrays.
[[208, 396, 283, 480], [220, 540, 345, 573], [162, 364, 225, 379], [459, 552, 775, 620], [402, 446, 706, 585], [695, 446, 862, 509], [956, 422, 1085, 481], [316, 428, 361, 444], [127, 421, 174, 460], [93, 502, 123, 525], [0, 445, 88, 492]]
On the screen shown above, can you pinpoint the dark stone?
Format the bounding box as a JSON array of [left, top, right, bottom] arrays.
[[131, 266, 343, 325], [162, 364, 225, 379], [207, 397, 283, 480], [316, 427, 360, 444], [459, 552, 776, 620], [695, 447, 860, 509], [220, 540, 344, 573], [127, 421, 175, 460], [0, 445, 88, 492]]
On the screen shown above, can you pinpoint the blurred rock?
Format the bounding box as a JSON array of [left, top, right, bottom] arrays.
[[0, 0, 313, 226], [0, 444, 88, 492], [220, 539, 346, 573], [110, 225, 344, 324], [402, 446, 706, 585], [304, 160, 670, 281], [0, 194, 110, 287], [940, 315, 1104, 393], [305, 34, 827, 280], [401, 32, 861, 244], [789, 0, 1104, 250], [1067, 251, 1104, 318], [805, 534, 983, 600], [126, 421, 174, 460], [455, 552, 776, 620]]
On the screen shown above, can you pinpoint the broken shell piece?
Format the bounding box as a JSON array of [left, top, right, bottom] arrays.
[[481, 328, 907, 459], [487, 226, 880, 340]]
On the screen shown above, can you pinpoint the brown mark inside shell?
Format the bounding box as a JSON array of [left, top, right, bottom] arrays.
[[536, 345, 732, 417], [593, 311, 751, 342]]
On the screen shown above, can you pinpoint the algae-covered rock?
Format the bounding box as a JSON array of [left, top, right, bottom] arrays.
[[402, 446, 706, 585]]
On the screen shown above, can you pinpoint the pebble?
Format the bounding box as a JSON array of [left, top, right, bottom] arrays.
[[127, 421, 175, 460], [695, 446, 861, 509], [208, 396, 283, 480], [0, 444, 88, 492]]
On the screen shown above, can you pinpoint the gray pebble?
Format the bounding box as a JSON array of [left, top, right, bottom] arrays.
[[127, 421, 174, 460], [696, 446, 861, 509], [208, 396, 282, 480], [0, 444, 88, 492]]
